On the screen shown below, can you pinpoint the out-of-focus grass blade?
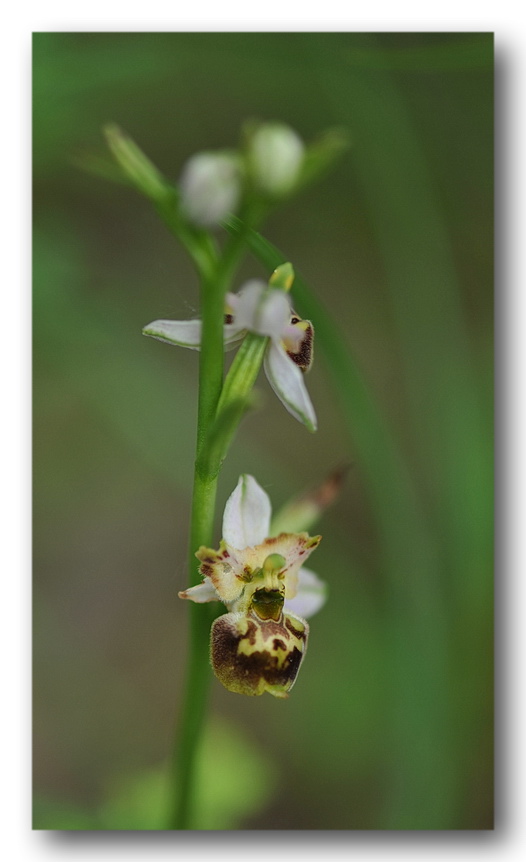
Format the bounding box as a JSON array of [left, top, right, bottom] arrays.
[[71, 149, 132, 186], [226, 217, 432, 553], [226, 217, 454, 828]]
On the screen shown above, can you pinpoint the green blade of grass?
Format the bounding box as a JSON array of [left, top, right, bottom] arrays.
[[226, 218, 454, 828]]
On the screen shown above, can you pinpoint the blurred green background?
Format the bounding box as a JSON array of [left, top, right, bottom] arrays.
[[33, 32, 493, 830]]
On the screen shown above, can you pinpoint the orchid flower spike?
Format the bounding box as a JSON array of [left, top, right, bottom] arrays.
[[143, 265, 317, 431], [179, 474, 327, 698]]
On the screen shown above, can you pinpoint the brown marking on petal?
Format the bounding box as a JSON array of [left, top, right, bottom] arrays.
[[195, 545, 215, 561], [307, 535, 322, 549], [200, 564, 213, 577], [285, 616, 307, 640], [274, 532, 305, 543], [243, 618, 258, 645], [255, 618, 288, 641], [262, 536, 279, 546], [236, 567, 252, 583], [224, 313, 234, 325], [273, 638, 287, 651], [222, 549, 229, 559], [235, 573, 248, 584]]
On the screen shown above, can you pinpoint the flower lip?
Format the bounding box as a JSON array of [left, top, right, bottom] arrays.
[[210, 610, 308, 697]]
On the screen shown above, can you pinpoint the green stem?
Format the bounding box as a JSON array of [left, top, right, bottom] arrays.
[[166, 265, 225, 829], [168, 470, 217, 830], [167, 216, 258, 830]]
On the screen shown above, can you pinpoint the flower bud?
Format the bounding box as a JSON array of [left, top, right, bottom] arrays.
[[248, 123, 305, 196], [179, 151, 242, 227]]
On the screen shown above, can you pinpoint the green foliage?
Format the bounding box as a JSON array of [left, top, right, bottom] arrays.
[[33, 718, 277, 830]]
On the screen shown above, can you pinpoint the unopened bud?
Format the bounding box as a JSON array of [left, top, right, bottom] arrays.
[[248, 123, 305, 196], [179, 151, 242, 227]]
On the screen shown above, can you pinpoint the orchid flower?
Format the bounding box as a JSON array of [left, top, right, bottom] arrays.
[[143, 276, 317, 431], [179, 474, 327, 698]]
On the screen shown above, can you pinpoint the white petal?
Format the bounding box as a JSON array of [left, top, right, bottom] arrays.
[[264, 341, 317, 431], [178, 578, 221, 603], [222, 474, 272, 549], [142, 318, 245, 350], [284, 567, 327, 619], [142, 319, 203, 349]]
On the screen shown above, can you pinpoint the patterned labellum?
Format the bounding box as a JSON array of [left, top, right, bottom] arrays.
[[210, 609, 309, 699]]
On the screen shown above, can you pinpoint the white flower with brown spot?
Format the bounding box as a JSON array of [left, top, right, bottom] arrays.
[[179, 474, 327, 698], [143, 279, 316, 431]]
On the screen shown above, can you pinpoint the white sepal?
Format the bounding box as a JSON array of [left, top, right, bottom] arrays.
[[253, 290, 291, 337], [222, 474, 272, 550], [233, 281, 266, 330], [142, 318, 203, 349], [142, 318, 245, 350]]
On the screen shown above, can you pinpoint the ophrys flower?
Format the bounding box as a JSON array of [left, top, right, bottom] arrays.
[[143, 267, 316, 431], [179, 474, 326, 698]]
